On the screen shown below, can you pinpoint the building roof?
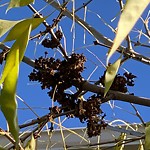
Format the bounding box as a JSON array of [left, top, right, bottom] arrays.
[[0, 124, 145, 149]]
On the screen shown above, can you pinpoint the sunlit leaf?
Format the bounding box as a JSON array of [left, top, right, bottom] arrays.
[[24, 134, 36, 150], [0, 49, 19, 143], [7, 0, 34, 12], [0, 25, 32, 84], [3, 17, 45, 42], [104, 57, 121, 96], [0, 17, 43, 143], [115, 133, 126, 150], [107, 0, 149, 64], [145, 122, 150, 150], [0, 19, 20, 38], [0, 25, 32, 143]]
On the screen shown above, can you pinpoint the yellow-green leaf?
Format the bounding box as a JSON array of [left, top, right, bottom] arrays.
[[145, 122, 150, 150], [24, 134, 36, 150], [0, 25, 32, 143], [18, 25, 32, 62], [7, 0, 34, 12], [115, 133, 126, 150], [107, 0, 149, 64], [0, 19, 20, 38], [0, 49, 19, 143], [0, 16, 43, 145], [0, 25, 32, 85], [3, 17, 45, 43], [104, 57, 121, 96]]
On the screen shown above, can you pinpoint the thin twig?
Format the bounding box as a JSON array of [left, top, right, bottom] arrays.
[[75, 0, 93, 13], [19, 110, 75, 129], [16, 95, 39, 118], [94, 41, 150, 66], [19, 126, 39, 143], [0, 128, 23, 150], [67, 135, 144, 149], [45, 0, 150, 66], [102, 135, 145, 150], [27, 4, 68, 59], [131, 40, 150, 49], [131, 103, 146, 127], [34, 120, 49, 139], [144, 18, 150, 38], [51, 1, 69, 29], [28, 4, 49, 27]]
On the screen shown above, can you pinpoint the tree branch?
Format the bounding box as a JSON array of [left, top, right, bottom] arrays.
[[75, 0, 93, 13], [28, 4, 68, 59], [1, 43, 150, 107], [74, 81, 150, 107], [44, 0, 150, 66]]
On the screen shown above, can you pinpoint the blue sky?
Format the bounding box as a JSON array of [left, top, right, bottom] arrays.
[[0, 0, 150, 130]]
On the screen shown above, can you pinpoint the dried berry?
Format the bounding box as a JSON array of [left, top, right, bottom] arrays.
[[99, 71, 136, 93], [54, 30, 63, 41], [29, 53, 86, 109], [29, 53, 109, 138], [42, 30, 63, 49]]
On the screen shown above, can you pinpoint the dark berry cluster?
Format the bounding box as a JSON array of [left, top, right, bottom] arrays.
[[42, 30, 63, 49], [29, 53, 86, 105], [75, 95, 107, 137], [29, 53, 108, 137], [87, 114, 107, 138], [99, 72, 136, 93], [29, 57, 61, 89], [124, 72, 136, 86]]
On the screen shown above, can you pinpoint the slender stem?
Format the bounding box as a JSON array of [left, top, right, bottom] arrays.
[[131, 103, 146, 127], [19, 110, 75, 129], [67, 135, 144, 149], [27, 4, 68, 59], [0, 128, 23, 150], [45, 0, 150, 66], [131, 40, 150, 49], [28, 4, 49, 27], [75, 0, 92, 13]]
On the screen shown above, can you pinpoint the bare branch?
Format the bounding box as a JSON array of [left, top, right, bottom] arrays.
[[131, 41, 150, 49], [75, 81, 150, 107], [45, 0, 150, 66], [0, 128, 23, 150], [28, 4, 68, 59], [67, 134, 144, 149], [75, 0, 93, 13], [131, 103, 146, 126]]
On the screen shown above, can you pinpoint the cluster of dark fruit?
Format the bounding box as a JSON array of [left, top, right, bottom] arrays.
[[75, 95, 107, 137], [42, 30, 63, 49], [29, 53, 108, 137], [29, 53, 86, 106], [99, 71, 136, 93], [0, 49, 9, 64], [87, 114, 107, 138]]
